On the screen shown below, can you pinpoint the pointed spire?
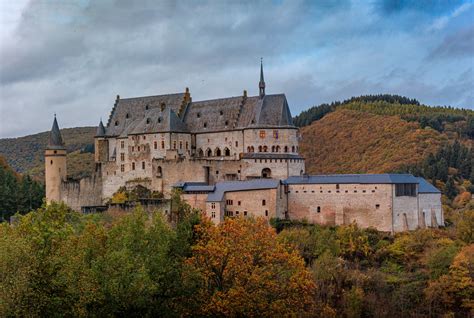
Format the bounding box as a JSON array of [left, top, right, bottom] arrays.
[[96, 119, 106, 137], [47, 115, 65, 149], [259, 57, 265, 98]]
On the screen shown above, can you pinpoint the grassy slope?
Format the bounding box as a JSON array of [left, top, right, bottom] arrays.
[[300, 109, 448, 174], [0, 127, 96, 181]]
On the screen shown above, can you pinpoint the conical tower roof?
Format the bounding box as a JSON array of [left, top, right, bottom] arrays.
[[96, 119, 106, 137], [47, 115, 66, 150]]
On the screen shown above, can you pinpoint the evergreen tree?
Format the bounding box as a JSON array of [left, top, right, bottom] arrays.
[[445, 177, 458, 199], [436, 158, 448, 182]]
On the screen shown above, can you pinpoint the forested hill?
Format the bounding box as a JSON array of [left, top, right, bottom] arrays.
[[0, 126, 96, 181], [294, 94, 474, 139]]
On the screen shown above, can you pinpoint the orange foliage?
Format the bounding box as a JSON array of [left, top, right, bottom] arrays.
[[300, 109, 446, 174], [184, 218, 319, 317]]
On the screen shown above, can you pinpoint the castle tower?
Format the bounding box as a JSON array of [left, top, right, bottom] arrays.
[[94, 119, 108, 163], [45, 115, 67, 204], [259, 58, 265, 98]]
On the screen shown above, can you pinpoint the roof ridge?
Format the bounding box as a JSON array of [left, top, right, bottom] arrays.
[[119, 92, 184, 101]]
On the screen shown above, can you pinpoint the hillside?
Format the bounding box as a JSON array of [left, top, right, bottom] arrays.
[[0, 127, 96, 181], [300, 109, 448, 174]]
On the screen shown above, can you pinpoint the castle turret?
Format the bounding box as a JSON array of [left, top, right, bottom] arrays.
[[94, 119, 109, 162], [45, 115, 67, 204]]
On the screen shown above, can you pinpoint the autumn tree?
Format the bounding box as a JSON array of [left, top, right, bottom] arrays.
[[183, 217, 319, 317]]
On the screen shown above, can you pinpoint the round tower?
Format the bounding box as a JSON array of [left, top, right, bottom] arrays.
[[45, 115, 67, 204]]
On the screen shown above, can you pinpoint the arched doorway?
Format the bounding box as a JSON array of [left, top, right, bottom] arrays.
[[262, 168, 271, 178]]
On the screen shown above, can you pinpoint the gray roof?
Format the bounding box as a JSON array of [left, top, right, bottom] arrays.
[[242, 153, 303, 160], [416, 178, 441, 193], [284, 174, 420, 185], [96, 120, 106, 137], [47, 116, 65, 150], [104, 90, 294, 137], [105, 93, 188, 137], [207, 179, 280, 202]]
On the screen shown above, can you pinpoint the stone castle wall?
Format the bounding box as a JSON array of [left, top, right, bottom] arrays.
[[60, 174, 103, 211], [286, 183, 394, 232]]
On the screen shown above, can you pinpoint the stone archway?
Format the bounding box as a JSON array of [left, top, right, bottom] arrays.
[[262, 168, 271, 178]]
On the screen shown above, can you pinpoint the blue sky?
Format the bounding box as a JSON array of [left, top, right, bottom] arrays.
[[0, 0, 473, 138]]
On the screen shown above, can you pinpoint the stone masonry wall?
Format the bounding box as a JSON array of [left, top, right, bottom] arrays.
[[287, 183, 394, 232], [60, 174, 103, 211]]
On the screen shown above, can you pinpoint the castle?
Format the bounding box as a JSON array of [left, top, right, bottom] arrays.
[[45, 62, 443, 232]]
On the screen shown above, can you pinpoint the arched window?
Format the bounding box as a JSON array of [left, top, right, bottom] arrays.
[[276, 145, 280, 152], [215, 148, 222, 157], [250, 146, 254, 152], [262, 168, 271, 178], [284, 146, 288, 153], [206, 148, 212, 157], [126, 113, 130, 119], [197, 148, 204, 157], [224, 148, 231, 156], [247, 146, 251, 152], [271, 146, 275, 152], [258, 145, 263, 152], [157, 166, 162, 177], [263, 145, 268, 152], [146, 118, 151, 124]]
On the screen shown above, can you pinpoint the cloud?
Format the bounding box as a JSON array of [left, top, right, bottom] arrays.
[[0, 0, 473, 138], [428, 2, 473, 31], [429, 25, 474, 58]]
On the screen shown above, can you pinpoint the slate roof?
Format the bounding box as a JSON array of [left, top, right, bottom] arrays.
[[242, 153, 304, 160], [96, 120, 106, 137], [104, 90, 295, 137], [207, 179, 280, 202], [416, 178, 441, 193], [105, 93, 186, 137], [177, 182, 216, 192], [47, 116, 66, 150], [284, 174, 420, 185]]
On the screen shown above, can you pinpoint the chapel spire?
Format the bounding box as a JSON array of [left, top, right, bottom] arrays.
[[259, 58, 265, 98], [96, 119, 106, 137]]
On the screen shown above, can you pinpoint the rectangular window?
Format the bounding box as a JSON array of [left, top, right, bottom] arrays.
[[244, 211, 247, 216], [273, 130, 278, 139], [121, 141, 125, 149], [173, 141, 176, 149], [235, 141, 238, 147], [211, 202, 216, 209], [161, 140, 165, 149], [179, 141, 183, 149], [186, 141, 189, 150], [132, 162, 135, 170], [120, 153, 125, 161], [317, 206, 321, 213], [238, 201, 241, 206], [142, 162, 145, 170], [120, 164, 125, 172], [154, 141, 157, 149], [395, 183, 416, 197], [132, 146, 134, 152], [265, 210, 268, 216], [259, 130, 266, 138], [375, 204, 380, 209], [262, 199, 266, 206], [211, 211, 216, 218]]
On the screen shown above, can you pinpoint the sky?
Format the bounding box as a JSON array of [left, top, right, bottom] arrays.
[[0, 0, 473, 138]]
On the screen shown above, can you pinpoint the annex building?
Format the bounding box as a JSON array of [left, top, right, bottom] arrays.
[[45, 62, 443, 233]]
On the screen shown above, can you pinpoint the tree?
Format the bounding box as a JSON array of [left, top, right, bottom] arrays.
[[183, 217, 318, 317], [445, 177, 458, 199]]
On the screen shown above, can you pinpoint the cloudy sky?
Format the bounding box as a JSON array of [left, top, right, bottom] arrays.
[[0, 0, 473, 138]]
